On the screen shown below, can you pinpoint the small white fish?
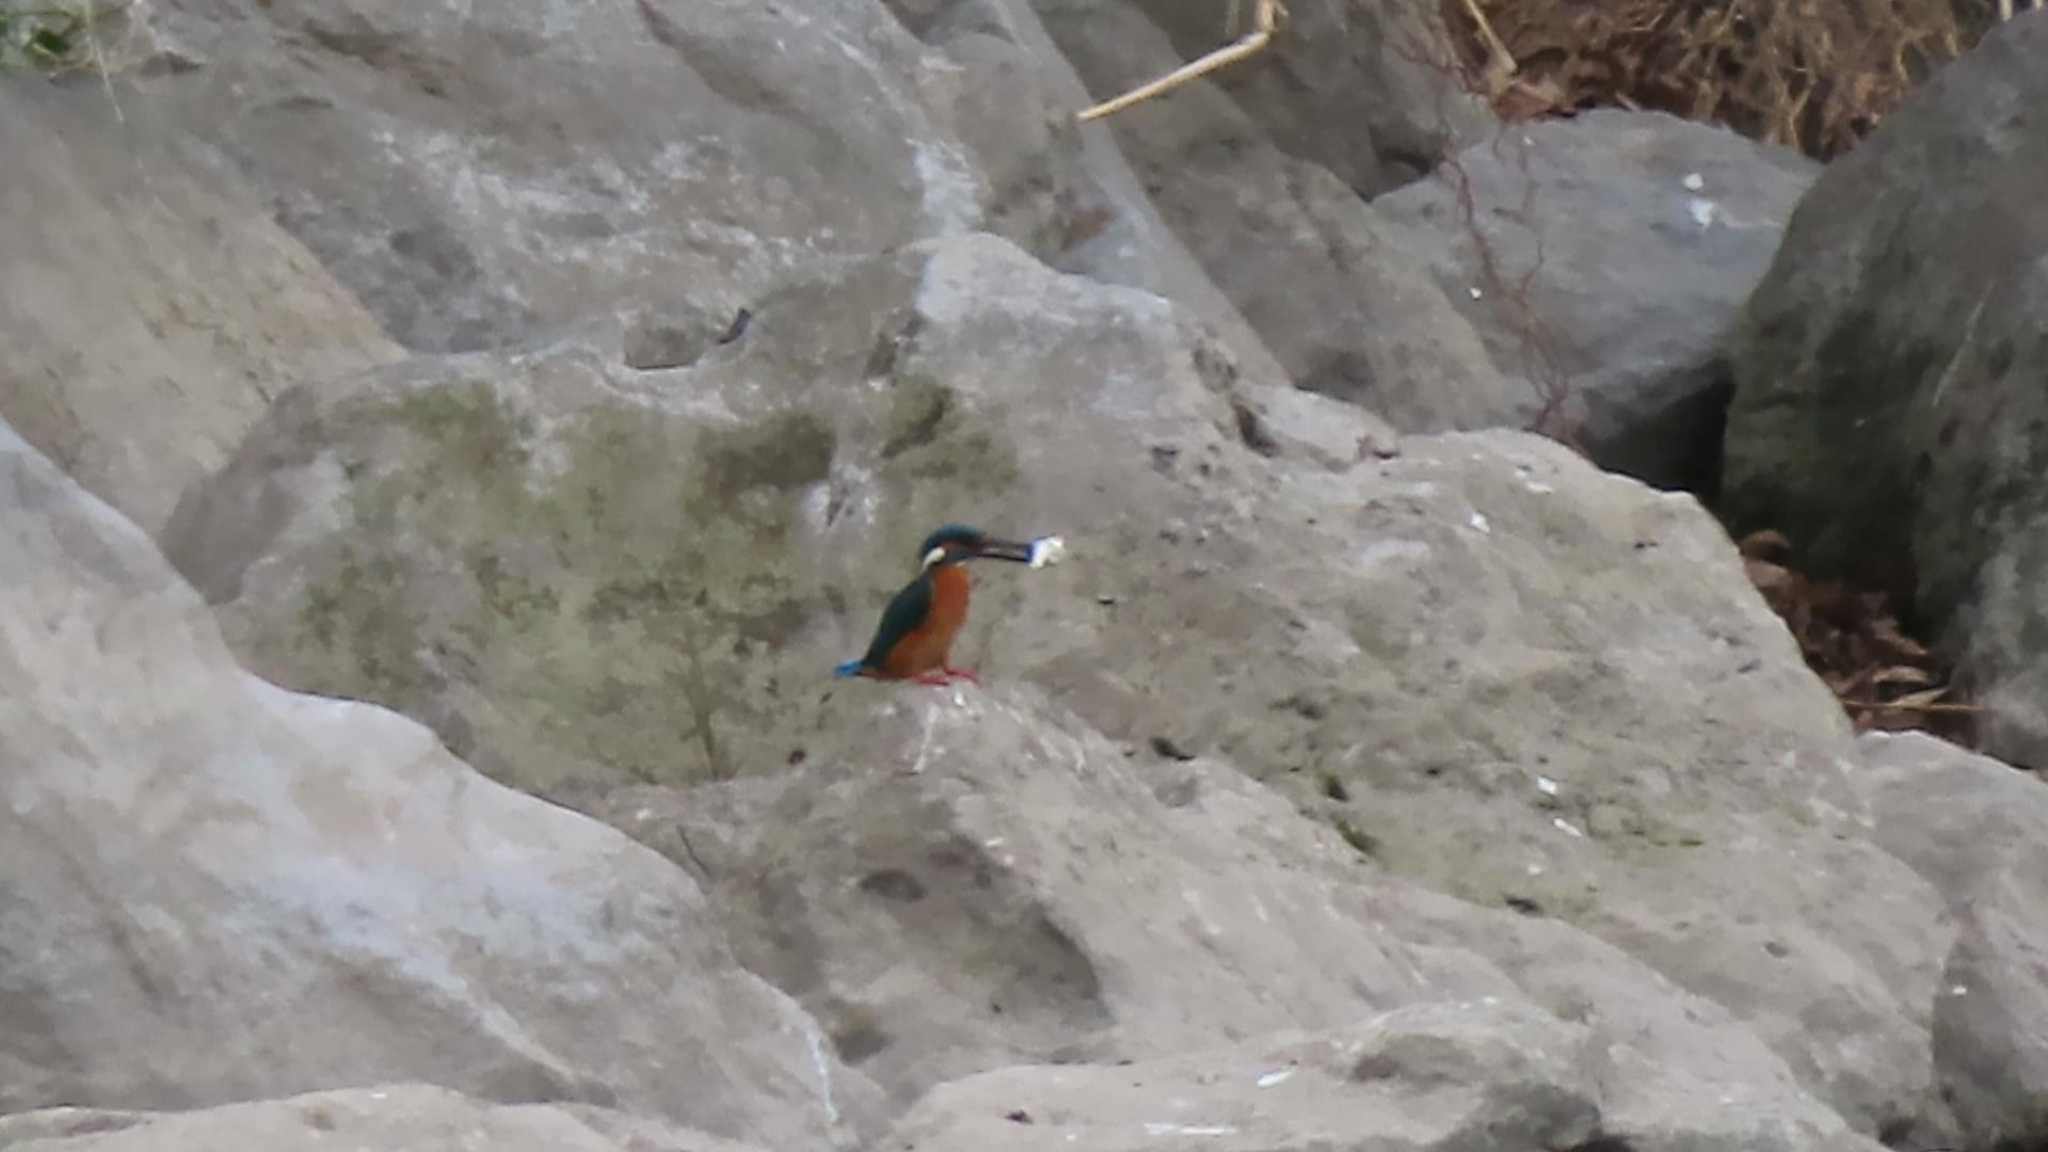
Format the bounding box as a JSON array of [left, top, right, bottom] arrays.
[[1256, 1066, 1297, 1089], [1030, 536, 1066, 568]]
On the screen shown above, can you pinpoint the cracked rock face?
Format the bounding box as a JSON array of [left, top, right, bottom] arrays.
[[1723, 13, 2048, 771], [173, 231, 1945, 1134], [594, 686, 1885, 1152], [0, 421, 878, 1146], [9, 1, 2047, 1148], [0, 1086, 771, 1152]]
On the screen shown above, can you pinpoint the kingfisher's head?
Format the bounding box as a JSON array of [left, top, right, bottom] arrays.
[[918, 523, 1038, 570]]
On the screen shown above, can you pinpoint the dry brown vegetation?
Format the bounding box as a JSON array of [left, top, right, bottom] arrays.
[[1738, 530, 1979, 741], [1444, 0, 2013, 159]]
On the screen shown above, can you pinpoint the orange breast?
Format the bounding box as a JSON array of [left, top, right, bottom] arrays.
[[881, 565, 971, 677]]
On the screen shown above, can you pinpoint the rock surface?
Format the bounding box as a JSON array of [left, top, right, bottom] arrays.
[[1857, 731, 2048, 1151], [1722, 12, 2048, 767], [0, 79, 401, 534], [167, 229, 1947, 1132], [126, 0, 970, 354], [594, 686, 1885, 1152], [6, 1, 2036, 1147], [1377, 109, 1820, 492], [1099, 0, 1493, 195], [1034, 1, 1519, 430], [0, 1085, 767, 1152], [0, 421, 874, 1145]]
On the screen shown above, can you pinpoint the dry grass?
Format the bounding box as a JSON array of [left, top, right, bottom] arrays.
[[1444, 0, 2013, 159]]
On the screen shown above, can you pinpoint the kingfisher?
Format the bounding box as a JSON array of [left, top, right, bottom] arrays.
[[834, 524, 1047, 686]]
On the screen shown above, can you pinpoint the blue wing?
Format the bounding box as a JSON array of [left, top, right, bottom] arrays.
[[837, 572, 932, 676]]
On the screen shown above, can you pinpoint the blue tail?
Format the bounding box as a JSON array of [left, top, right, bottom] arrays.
[[834, 659, 866, 679]]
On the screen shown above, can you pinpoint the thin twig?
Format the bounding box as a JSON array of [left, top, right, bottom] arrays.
[[1076, 0, 1285, 122], [1459, 0, 1516, 82], [83, 0, 124, 125]]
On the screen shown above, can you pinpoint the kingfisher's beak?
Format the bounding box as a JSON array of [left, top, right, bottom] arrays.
[[974, 537, 1039, 564]]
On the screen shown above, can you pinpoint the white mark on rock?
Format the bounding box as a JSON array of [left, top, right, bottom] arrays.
[[633, 807, 655, 823], [805, 1022, 840, 1125], [1523, 480, 1555, 495], [1553, 817, 1585, 839], [1145, 1124, 1238, 1137], [1950, 984, 1970, 996], [1536, 775, 1559, 796], [1357, 538, 1430, 573], [1526, 863, 1546, 876], [984, 837, 1006, 849], [1689, 197, 1719, 229], [1468, 512, 1491, 534], [1256, 1066, 1297, 1089], [1468, 286, 1484, 300], [1682, 172, 1705, 191], [910, 711, 936, 775]]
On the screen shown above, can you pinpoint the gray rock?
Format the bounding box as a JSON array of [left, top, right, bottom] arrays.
[[1858, 731, 2048, 1150], [1377, 110, 1821, 492], [0, 1085, 767, 1152], [160, 232, 1325, 795], [167, 231, 1944, 1131], [0, 419, 875, 1146], [1028, 1, 1517, 430], [1721, 13, 2048, 767], [1068, 0, 1493, 195], [592, 686, 1883, 1151], [891, 1001, 1605, 1152], [881, 0, 1305, 394], [125, 0, 971, 354], [0, 79, 400, 534]]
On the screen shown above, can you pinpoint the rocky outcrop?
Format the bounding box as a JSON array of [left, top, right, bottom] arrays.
[[9, 1, 2042, 1147], [1857, 731, 2048, 1151], [594, 687, 1885, 1150], [891, 1002, 1882, 1152], [1089, 0, 1493, 195], [0, 421, 875, 1146], [0, 1085, 768, 1152], [0, 80, 401, 534], [1377, 109, 1820, 492], [119, 0, 972, 354], [1721, 12, 2048, 768], [1033, 1, 1519, 430], [169, 230, 1946, 1132]]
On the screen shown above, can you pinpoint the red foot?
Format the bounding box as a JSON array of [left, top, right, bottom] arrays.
[[911, 666, 980, 687]]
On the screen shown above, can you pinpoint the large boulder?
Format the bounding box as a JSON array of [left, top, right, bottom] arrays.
[[1030, 1, 1518, 430], [168, 232, 1947, 1132], [0, 420, 876, 1146], [594, 686, 1883, 1152], [0, 1086, 767, 1152], [0, 78, 400, 534], [1857, 731, 2048, 1151], [872, 0, 1302, 394], [161, 232, 1349, 795], [1376, 109, 1820, 492], [1721, 13, 2048, 766], [891, 1002, 1880, 1152], [1073, 0, 1493, 195], [121, 0, 972, 354]]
